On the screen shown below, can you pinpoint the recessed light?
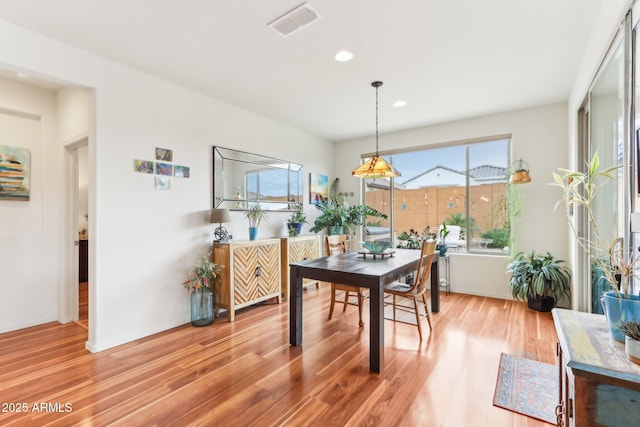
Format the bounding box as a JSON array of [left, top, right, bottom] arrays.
[[393, 100, 407, 107], [334, 50, 354, 62]]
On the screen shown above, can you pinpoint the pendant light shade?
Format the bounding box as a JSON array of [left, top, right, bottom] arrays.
[[352, 81, 401, 179], [509, 159, 532, 184]]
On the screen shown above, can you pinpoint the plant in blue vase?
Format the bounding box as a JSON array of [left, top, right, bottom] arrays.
[[244, 202, 268, 240], [554, 152, 640, 341], [436, 222, 449, 256], [287, 204, 308, 236]]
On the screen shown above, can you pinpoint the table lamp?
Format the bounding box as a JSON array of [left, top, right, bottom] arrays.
[[210, 208, 231, 242]]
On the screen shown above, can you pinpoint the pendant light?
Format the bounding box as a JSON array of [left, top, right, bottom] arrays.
[[509, 159, 532, 184], [352, 81, 401, 179]]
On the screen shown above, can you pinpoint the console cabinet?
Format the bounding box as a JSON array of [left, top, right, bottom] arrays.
[[79, 239, 88, 282], [552, 308, 640, 426], [212, 239, 281, 321], [280, 235, 322, 300]]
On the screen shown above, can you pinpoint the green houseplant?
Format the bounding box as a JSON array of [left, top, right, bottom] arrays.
[[287, 204, 308, 236], [553, 152, 640, 341], [507, 250, 571, 312], [620, 319, 640, 364], [310, 178, 387, 235], [183, 253, 224, 326], [436, 222, 449, 256], [244, 202, 268, 240]]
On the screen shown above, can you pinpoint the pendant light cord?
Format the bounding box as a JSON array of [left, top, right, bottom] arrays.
[[372, 81, 383, 156], [375, 84, 379, 156]]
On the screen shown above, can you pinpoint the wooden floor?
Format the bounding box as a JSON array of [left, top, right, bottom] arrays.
[[77, 281, 88, 330], [0, 286, 557, 426]]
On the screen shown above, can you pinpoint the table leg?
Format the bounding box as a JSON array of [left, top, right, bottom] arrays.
[[289, 266, 303, 346], [369, 282, 384, 373], [430, 258, 440, 313]]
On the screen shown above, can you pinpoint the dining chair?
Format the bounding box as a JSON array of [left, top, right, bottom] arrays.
[[326, 234, 365, 327], [384, 239, 437, 340]]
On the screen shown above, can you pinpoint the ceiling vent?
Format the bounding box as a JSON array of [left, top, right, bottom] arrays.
[[268, 3, 320, 37]]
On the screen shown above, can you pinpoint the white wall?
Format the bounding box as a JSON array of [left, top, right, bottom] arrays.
[[0, 78, 62, 332], [335, 103, 569, 300], [0, 19, 333, 351]]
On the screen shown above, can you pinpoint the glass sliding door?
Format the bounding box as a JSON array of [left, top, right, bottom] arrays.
[[588, 29, 629, 313]]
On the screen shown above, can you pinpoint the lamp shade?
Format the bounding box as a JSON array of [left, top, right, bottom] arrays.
[[352, 156, 401, 179], [509, 159, 532, 184], [210, 208, 231, 223]]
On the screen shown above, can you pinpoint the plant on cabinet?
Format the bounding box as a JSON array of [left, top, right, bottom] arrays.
[[553, 152, 640, 341], [287, 204, 308, 236], [244, 202, 268, 240], [620, 319, 640, 364]]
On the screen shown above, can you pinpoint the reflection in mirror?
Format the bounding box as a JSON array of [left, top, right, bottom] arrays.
[[213, 146, 303, 211]]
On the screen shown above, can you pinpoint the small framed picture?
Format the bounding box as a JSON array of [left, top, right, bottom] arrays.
[[174, 165, 190, 178], [155, 147, 173, 162], [133, 159, 154, 174], [155, 176, 172, 190], [156, 162, 173, 176]]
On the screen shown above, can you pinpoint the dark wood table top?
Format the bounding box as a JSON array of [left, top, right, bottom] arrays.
[[289, 249, 435, 287]]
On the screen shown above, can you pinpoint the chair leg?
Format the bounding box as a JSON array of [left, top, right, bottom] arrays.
[[413, 297, 423, 341], [328, 283, 336, 320], [422, 293, 432, 331], [357, 291, 364, 327], [342, 290, 349, 312], [393, 295, 397, 321]]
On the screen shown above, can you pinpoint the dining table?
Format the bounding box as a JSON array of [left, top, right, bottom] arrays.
[[289, 248, 439, 373]]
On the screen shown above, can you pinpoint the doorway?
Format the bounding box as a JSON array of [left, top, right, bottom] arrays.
[[65, 137, 89, 328]]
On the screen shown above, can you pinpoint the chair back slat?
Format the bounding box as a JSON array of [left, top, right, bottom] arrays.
[[326, 235, 346, 256], [407, 240, 436, 294]]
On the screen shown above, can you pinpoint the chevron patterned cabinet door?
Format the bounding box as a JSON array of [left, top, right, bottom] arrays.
[[280, 235, 321, 301], [212, 239, 281, 321]]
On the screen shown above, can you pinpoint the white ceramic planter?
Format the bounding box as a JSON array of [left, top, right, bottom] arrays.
[[625, 336, 640, 364]]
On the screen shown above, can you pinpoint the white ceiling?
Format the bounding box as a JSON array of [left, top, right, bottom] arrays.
[[0, 0, 604, 142]]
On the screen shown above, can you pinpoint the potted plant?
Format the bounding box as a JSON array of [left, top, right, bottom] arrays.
[[183, 253, 224, 326], [244, 202, 268, 240], [310, 178, 386, 235], [620, 319, 640, 364], [287, 204, 307, 236], [507, 250, 571, 312], [554, 152, 640, 341], [436, 222, 449, 256]]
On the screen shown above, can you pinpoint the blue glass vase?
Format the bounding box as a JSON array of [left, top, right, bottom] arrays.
[[191, 287, 214, 326], [249, 227, 258, 240], [602, 291, 640, 342]]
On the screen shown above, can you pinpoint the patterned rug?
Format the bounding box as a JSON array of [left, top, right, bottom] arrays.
[[493, 353, 558, 425]]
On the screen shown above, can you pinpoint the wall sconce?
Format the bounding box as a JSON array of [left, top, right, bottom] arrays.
[[510, 159, 532, 184], [210, 208, 231, 241]]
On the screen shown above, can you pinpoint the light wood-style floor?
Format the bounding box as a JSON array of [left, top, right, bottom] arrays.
[[0, 286, 557, 426]]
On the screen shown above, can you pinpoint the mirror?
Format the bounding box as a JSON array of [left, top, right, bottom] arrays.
[[213, 146, 303, 211]]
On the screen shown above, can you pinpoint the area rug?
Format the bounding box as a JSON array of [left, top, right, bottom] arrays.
[[493, 353, 558, 425]]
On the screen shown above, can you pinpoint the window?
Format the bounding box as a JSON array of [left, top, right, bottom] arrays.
[[363, 138, 511, 254]]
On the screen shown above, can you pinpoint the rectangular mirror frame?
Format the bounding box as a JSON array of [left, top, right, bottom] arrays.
[[213, 146, 303, 211]]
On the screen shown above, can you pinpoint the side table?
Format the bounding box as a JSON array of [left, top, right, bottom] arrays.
[[438, 253, 450, 295]]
